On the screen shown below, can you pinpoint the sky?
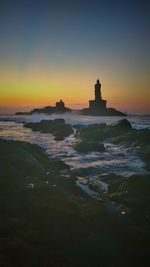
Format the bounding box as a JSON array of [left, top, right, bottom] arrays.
[[0, 0, 150, 114]]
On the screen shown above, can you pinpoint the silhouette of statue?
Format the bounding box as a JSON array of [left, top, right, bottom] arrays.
[[95, 79, 101, 101]]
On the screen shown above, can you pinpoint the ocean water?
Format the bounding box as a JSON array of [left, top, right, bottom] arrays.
[[0, 112, 150, 129], [0, 113, 149, 196]]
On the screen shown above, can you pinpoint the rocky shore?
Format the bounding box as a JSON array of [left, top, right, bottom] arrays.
[[0, 119, 150, 266]]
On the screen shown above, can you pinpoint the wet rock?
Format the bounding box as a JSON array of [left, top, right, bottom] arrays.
[[0, 135, 150, 267], [111, 119, 132, 131], [76, 120, 131, 145], [75, 140, 105, 153], [0, 139, 69, 190], [113, 129, 150, 170], [76, 123, 107, 143], [140, 145, 150, 170], [107, 174, 150, 214], [24, 119, 74, 140]]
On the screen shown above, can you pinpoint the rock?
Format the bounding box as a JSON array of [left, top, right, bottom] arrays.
[[24, 119, 74, 140], [77, 123, 107, 143], [75, 140, 105, 153], [76, 120, 131, 145], [107, 173, 150, 213], [111, 119, 132, 131], [16, 104, 72, 115], [0, 139, 150, 266], [0, 139, 69, 190], [80, 107, 126, 116]]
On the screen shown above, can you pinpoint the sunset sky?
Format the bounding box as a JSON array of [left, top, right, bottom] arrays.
[[0, 0, 150, 114]]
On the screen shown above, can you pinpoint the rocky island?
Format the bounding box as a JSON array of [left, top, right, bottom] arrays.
[[81, 79, 126, 116], [16, 79, 126, 116], [16, 99, 71, 115]]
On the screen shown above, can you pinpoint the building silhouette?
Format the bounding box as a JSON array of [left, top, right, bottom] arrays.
[[16, 79, 126, 116], [56, 99, 65, 111]]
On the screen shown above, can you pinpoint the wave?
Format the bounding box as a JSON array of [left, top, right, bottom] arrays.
[[0, 113, 150, 130]]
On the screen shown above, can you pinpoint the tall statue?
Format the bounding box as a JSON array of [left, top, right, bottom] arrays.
[[95, 79, 101, 101]]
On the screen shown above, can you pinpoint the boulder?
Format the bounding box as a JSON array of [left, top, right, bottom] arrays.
[[0, 139, 69, 190], [107, 174, 150, 213], [77, 123, 107, 142], [111, 119, 132, 131], [24, 119, 74, 140]]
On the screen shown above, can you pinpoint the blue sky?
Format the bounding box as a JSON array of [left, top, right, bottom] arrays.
[[0, 0, 150, 114]]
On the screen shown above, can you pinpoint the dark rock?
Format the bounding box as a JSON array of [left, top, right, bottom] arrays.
[[75, 140, 105, 153], [80, 107, 126, 116], [107, 173, 150, 214], [113, 129, 150, 170], [75, 120, 132, 146], [77, 123, 107, 143], [0, 139, 69, 190], [111, 119, 132, 131], [16, 103, 72, 115], [0, 139, 150, 267], [106, 108, 126, 116], [24, 119, 74, 140]]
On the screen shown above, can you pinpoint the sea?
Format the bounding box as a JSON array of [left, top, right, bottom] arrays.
[[0, 112, 150, 196]]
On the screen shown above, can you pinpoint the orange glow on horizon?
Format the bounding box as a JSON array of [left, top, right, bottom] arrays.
[[0, 67, 149, 114]]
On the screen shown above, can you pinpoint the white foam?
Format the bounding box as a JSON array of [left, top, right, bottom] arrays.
[[0, 113, 150, 129]]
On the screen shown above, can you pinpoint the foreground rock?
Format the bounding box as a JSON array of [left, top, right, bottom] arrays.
[[0, 139, 90, 266], [24, 119, 74, 140], [75, 119, 150, 171], [113, 127, 150, 170], [74, 119, 132, 153], [100, 173, 150, 215], [0, 138, 150, 267], [75, 140, 105, 153], [111, 118, 132, 130], [76, 119, 131, 143], [0, 139, 69, 190]]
